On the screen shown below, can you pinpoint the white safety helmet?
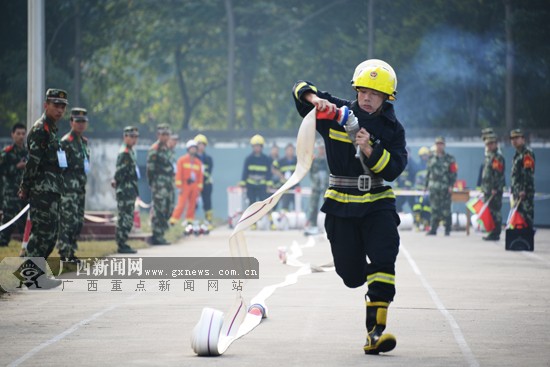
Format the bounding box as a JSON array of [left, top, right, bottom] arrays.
[[186, 139, 198, 150]]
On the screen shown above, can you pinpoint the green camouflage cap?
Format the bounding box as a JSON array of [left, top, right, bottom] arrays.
[[434, 136, 445, 144], [46, 88, 68, 105], [484, 133, 498, 143], [71, 107, 88, 122], [510, 128, 524, 138], [157, 123, 171, 135], [481, 127, 494, 140], [124, 126, 139, 137]]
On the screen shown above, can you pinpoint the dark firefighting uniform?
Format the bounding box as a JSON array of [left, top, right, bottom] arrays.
[[239, 153, 273, 205], [293, 81, 407, 302]]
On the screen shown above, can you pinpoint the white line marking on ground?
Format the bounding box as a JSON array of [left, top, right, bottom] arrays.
[[401, 244, 480, 367], [521, 251, 550, 266], [8, 295, 136, 367]]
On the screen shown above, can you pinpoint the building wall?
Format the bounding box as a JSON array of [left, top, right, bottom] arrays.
[[77, 139, 550, 227]]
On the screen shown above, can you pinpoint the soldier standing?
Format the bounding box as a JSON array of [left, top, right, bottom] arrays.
[[57, 108, 90, 261], [476, 128, 495, 188], [0, 123, 28, 247], [480, 133, 505, 240], [112, 126, 139, 254], [194, 134, 214, 228], [510, 129, 535, 228], [18, 89, 68, 259], [304, 143, 328, 235], [425, 136, 457, 236], [146, 124, 174, 245]]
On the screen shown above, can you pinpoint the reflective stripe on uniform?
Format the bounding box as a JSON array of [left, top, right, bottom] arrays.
[[183, 163, 201, 170], [246, 178, 267, 185], [366, 272, 395, 286], [371, 149, 390, 173], [329, 128, 352, 144], [365, 301, 390, 307], [293, 82, 317, 100], [248, 165, 268, 172], [324, 188, 395, 203]]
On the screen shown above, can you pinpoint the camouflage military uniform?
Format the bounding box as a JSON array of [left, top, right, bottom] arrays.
[[480, 142, 505, 239], [58, 130, 89, 257], [0, 143, 28, 246], [20, 113, 65, 258], [307, 153, 328, 226], [511, 145, 535, 228], [147, 138, 174, 243], [114, 131, 139, 251], [426, 151, 457, 234]]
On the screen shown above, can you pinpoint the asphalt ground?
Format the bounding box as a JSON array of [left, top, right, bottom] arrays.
[[1, 225, 549, 367]]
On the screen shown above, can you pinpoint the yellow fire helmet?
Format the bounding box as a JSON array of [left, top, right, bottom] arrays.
[[351, 59, 397, 100], [418, 146, 430, 156], [250, 134, 265, 146], [194, 134, 208, 145]]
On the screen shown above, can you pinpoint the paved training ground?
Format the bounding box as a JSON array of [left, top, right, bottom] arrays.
[[1, 226, 549, 367]]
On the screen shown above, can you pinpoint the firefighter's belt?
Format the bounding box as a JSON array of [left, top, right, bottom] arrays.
[[329, 174, 384, 192]]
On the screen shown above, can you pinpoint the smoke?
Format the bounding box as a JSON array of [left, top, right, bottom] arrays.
[[395, 26, 504, 131]]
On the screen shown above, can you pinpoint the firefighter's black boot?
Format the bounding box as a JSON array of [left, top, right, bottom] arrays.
[[364, 301, 396, 355]]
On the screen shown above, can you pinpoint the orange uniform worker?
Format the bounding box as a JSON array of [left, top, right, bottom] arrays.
[[170, 140, 203, 225]]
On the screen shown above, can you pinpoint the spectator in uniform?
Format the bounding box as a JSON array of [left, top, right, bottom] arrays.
[[57, 108, 90, 261], [480, 133, 505, 240], [0, 123, 28, 247], [425, 136, 457, 236], [146, 124, 174, 245], [510, 129, 535, 228], [112, 126, 140, 254]]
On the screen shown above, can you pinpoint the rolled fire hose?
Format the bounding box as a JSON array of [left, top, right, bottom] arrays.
[[190, 108, 318, 356]]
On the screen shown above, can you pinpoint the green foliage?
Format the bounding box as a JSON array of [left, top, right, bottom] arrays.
[[2, 0, 550, 135]]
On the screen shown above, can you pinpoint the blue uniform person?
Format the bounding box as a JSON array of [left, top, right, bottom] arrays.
[[412, 147, 431, 231], [293, 59, 407, 354], [272, 143, 298, 211], [239, 134, 272, 204], [194, 134, 214, 228], [305, 143, 328, 235]]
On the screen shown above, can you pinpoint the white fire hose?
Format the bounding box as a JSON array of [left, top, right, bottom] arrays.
[[190, 108, 318, 356]]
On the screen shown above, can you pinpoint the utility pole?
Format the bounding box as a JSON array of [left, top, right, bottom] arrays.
[[504, 0, 514, 131], [224, 0, 236, 130], [27, 0, 45, 130], [367, 0, 374, 58], [74, 0, 81, 106]]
